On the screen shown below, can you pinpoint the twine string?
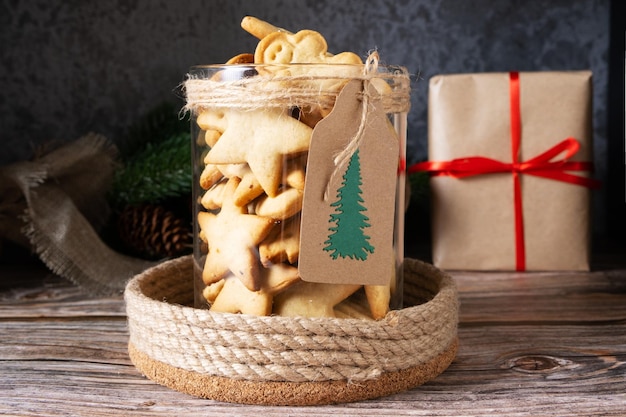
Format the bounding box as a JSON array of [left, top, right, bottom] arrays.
[[323, 52, 379, 201], [183, 52, 410, 114]]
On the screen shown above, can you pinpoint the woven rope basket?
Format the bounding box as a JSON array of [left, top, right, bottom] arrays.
[[125, 255, 458, 405]]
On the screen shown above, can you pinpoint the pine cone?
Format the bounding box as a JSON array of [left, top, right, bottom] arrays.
[[117, 203, 192, 260]]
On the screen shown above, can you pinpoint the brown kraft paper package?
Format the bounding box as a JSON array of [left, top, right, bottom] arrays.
[[425, 71, 595, 271]]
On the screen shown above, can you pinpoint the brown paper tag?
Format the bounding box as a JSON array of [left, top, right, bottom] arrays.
[[298, 79, 399, 285]]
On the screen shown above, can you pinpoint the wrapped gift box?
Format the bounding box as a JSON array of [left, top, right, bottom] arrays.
[[419, 71, 598, 271]]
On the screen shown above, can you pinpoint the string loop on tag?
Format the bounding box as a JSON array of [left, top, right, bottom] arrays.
[[324, 52, 380, 201]]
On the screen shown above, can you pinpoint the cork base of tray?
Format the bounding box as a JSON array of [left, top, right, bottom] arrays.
[[128, 338, 458, 406], [124, 256, 459, 406]]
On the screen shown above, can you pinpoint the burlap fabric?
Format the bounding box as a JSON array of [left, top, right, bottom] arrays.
[[125, 255, 458, 405], [0, 134, 155, 294]]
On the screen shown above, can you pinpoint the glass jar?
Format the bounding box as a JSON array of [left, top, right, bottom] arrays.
[[184, 62, 410, 319]]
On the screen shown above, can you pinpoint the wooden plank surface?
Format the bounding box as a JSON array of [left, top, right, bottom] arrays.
[[1, 257, 625, 416]]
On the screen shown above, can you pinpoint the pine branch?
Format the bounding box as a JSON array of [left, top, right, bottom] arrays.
[[111, 132, 191, 207]]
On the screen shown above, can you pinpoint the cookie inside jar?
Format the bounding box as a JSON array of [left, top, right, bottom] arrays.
[[184, 17, 411, 320]]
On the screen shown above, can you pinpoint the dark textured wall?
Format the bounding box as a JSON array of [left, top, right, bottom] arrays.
[[0, 0, 612, 231]]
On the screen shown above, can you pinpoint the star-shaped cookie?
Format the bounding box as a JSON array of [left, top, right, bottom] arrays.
[[203, 108, 312, 197], [205, 263, 301, 316], [273, 281, 362, 318], [198, 177, 276, 291], [259, 215, 301, 267]]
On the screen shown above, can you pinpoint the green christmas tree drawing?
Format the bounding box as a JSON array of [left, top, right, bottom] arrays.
[[323, 149, 375, 260]]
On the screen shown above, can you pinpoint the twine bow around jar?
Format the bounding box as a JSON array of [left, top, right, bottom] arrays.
[[182, 52, 411, 115]]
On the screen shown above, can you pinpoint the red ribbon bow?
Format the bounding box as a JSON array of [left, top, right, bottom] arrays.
[[409, 72, 600, 271]]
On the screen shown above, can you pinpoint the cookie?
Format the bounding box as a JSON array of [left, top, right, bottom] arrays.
[[273, 281, 362, 318], [333, 292, 377, 320], [213, 162, 248, 178], [197, 109, 227, 133], [364, 284, 391, 320], [199, 164, 223, 190], [254, 187, 303, 221], [233, 156, 306, 207], [203, 107, 312, 197], [201, 279, 225, 304], [197, 177, 276, 291], [259, 215, 300, 266], [241, 16, 290, 40], [283, 155, 307, 190], [254, 29, 362, 65], [200, 179, 227, 210], [231, 165, 266, 207], [254, 29, 362, 113], [204, 129, 221, 147], [225, 53, 254, 65], [207, 263, 300, 316]]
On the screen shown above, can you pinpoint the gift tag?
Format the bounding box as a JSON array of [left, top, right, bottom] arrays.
[[299, 79, 399, 286]]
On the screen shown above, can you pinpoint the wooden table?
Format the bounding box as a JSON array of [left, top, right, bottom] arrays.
[[1, 244, 625, 416]]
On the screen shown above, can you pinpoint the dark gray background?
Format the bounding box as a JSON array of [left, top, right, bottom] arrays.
[[1, 0, 620, 238]]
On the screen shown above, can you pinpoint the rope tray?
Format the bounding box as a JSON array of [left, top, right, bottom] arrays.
[[125, 256, 458, 405]]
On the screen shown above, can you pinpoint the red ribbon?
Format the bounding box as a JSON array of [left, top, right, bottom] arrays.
[[409, 72, 600, 271]]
